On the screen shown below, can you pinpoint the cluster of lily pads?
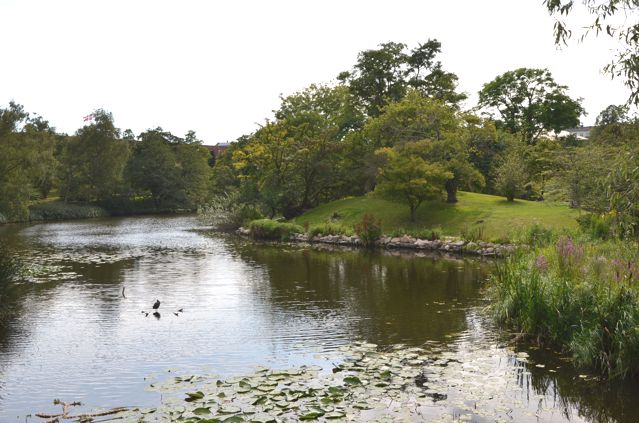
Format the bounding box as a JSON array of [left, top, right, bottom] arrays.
[[96, 339, 570, 423]]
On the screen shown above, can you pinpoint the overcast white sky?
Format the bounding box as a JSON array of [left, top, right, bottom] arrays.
[[0, 0, 631, 143]]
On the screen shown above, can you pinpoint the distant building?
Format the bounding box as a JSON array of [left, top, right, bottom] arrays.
[[202, 142, 231, 166], [544, 126, 593, 141], [565, 126, 594, 139], [203, 142, 231, 157]]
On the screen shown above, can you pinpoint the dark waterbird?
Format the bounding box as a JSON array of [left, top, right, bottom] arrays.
[[152, 299, 160, 310], [153, 312, 161, 319]]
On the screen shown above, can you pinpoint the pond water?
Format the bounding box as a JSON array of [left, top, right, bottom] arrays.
[[0, 215, 636, 422]]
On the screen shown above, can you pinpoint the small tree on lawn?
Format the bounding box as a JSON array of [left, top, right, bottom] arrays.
[[495, 152, 527, 201], [374, 147, 451, 221]]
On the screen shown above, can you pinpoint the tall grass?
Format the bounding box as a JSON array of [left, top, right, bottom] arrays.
[[248, 219, 303, 241], [489, 238, 639, 379]]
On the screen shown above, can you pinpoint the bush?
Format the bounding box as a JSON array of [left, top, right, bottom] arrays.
[[523, 223, 555, 247], [495, 152, 528, 201], [308, 223, 352, 238], [577, 213, 615, 240], [353, 213, 382, 247], [248, 219, 303, 241], [489, 238, 639, 379]]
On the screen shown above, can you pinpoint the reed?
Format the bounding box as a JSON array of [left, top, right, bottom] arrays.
[[489, 238, 639, 379]]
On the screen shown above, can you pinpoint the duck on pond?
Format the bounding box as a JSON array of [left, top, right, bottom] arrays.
[[152, 300, 160, 310]]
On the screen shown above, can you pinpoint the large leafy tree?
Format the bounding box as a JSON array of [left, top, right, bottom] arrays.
[[363, 93, 483, 202], [338, 40, 465, 117], [423, 134, 486, 203], [591, 104, 639, 144], [375, 143, 451, 221], [478, 68, 584, 144], [59, 110, 131, 202], [363, 91, 459, 147], [0, 102, 57, 220], [224, 85, 365, 217], [128, 128, 212, 208], [545, 0, 639, 105]]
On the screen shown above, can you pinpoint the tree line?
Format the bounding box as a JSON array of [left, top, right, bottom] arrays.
[[0, 105, 212, 221], [3, 33, 639, 233], [209, 40, 596, 223]]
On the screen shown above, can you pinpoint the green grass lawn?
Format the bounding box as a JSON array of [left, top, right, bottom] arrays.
[[294, 191, 581, 242]]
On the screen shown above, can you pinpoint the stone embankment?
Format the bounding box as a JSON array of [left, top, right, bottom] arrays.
[[237, 228, 517, 256]]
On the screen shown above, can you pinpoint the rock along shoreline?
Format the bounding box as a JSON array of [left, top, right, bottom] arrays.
[[236, 228, 518, 257]]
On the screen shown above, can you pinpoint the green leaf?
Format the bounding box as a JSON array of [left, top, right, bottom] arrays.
[[343, 376, 362, 386], [193, 407, 211, 416], [185, 391, 205, 402], [299, 410, 325, 420]]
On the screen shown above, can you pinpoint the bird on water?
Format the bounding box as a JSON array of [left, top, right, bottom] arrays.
[[153, 299, 160, 310]]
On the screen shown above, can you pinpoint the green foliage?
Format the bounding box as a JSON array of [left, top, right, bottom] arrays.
[[198, 192, 263, 231], [0, 102, 57, 221], [353, 213, 382, 247], [362, 91, 459, 147], [577, 213, 616, 240], [522, 223, 556, 247], [362, 95, 485, 203], [545, 0, 639, 105], [606, 149, 639, 238], [308, 223, 352, 237], [460, 225, 486, 242], [466, 118, 514, 193], [127, 128, 212, 209], [248, 219, 303, 241], [374, 144, 451, 221], [495, 152, 528, 201], [59, 109, 131, 202], [489, 239, 639, 378], [29, 201, 110, 221], [595, 104, 630, 126], [478, 68, 584, 144], [338, 40, 465, 117]]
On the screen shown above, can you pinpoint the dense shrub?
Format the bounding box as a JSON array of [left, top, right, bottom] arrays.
[[29, 202, 110, 221], [248, 219, 303, 241], [353, 213, 382, 247], [489, 238, 639, 378], [577, 213, 616, 240], [522, 223, 556, 247]]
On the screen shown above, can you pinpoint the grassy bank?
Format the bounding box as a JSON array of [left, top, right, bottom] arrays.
[[489, 237, 639, 379], [294, 191, 580, 243]]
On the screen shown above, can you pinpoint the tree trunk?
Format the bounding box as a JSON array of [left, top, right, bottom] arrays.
[[410, 205, 417, 222], [445, 181, 458, 203]]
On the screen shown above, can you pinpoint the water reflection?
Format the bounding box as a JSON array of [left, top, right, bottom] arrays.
[[0, 216, 635, 421]]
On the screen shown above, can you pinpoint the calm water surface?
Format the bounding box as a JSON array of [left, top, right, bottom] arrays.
[[0, 215, 637, 422]]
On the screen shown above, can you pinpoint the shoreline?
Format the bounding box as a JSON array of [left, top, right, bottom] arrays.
[[237, 227, 518, 257]]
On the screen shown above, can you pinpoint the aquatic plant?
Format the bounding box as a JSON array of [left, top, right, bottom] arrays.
[[489, 238, 639, 378], [67, 341, 589, 422]]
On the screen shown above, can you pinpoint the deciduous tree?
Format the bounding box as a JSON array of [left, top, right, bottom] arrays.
[[478, 68, 584, 144]]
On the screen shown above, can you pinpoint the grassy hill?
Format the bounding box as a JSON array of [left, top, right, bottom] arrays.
[[294, 191, 581, 242]]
